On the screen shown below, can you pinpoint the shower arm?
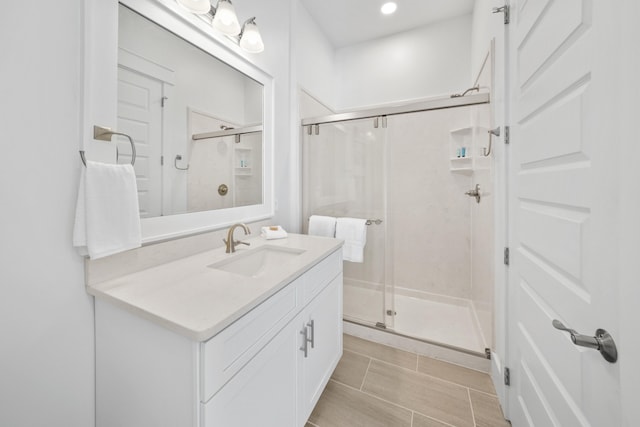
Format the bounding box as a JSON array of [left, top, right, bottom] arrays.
[[450, 86, 480, 98]]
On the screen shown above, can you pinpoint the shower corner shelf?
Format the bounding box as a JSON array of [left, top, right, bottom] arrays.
[[449, 125, 489, 175], [235, 167, 252, 176]]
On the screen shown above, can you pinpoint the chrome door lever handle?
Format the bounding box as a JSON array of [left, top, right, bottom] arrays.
[[552, 320, 618, 363]]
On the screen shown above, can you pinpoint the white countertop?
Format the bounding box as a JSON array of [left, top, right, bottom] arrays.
[[87, 233, 342, 342]]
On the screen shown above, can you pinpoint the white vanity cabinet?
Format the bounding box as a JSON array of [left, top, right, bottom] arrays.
[[94, 246, 342, 427], [297, 275, 343, 422]]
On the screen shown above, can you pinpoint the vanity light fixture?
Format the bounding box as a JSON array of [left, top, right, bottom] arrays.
[[176, 0, 211, 14], [211, 0, 241, 36], [175, 0, 264, 53], [239, 17, 264, 53], [380, 2, 397, 15]]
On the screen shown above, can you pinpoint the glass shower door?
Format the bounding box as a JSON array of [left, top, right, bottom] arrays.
[[302, 118, 389, 327]]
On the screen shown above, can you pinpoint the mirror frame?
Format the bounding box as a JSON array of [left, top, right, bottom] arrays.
[[83, 0, 274, 244]]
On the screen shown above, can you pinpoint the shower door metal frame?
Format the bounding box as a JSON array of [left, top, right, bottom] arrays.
[[301, 93, 490, 127], [301, 92, 492, 334]]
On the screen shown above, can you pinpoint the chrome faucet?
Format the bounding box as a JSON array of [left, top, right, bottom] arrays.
[[224, 223, 251, 253]]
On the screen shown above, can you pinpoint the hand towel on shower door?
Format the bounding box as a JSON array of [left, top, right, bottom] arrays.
[[335, 217, 367, 263], [73, 160, 141, 259]]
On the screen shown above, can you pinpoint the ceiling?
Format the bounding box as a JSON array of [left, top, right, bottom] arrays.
[[300, 0, 475, 48]]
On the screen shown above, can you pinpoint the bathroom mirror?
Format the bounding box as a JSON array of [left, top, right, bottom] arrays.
[[118, 4, 264, 218], [81, 0, 274, 242]]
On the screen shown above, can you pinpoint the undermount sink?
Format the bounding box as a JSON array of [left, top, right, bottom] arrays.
[[208, 245, 306, 278]]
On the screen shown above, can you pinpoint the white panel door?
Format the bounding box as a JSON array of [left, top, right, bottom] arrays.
[[117, 66, 163, 218], [507, 1, 625, 426]]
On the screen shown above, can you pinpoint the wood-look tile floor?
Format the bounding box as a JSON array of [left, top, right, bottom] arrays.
[[306, 335, 510, 427]]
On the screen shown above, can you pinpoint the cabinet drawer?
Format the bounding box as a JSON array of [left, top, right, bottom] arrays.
[[201, 279, 300, 402], [303, 249, 342, 304]]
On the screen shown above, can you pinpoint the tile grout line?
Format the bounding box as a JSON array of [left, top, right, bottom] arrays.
[[345, 345, 496, 394], [410, 411, 414, 427], [359, 357, 373, 391], [344, 336, 492, 376], [468, 387, 478, 427], [329, 379, 455, 427], [413, 411, 458, 427], [368, 357, 496, 396]]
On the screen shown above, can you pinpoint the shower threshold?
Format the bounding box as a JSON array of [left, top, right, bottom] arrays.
[[344, 318, 488, 359], [343, 282, 491, 359]]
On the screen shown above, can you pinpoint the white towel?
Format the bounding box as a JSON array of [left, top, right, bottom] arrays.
[[335, 217, 367, 263], [261, 225, 288, 240], [308, 215, 337, 237], [73, 161, 142, 259]]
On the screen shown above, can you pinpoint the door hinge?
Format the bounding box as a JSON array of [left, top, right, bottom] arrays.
[[161, 156, 164, 166], [485, 348, 492, 359], [161, 96, 168, 107], [504, 367, 511, 386], [504, 247, 510, 266], [492, 4, 510, 25], [386, 310, 396, 316], [504, 125, 510, 144], [375, 322, 387, 329]]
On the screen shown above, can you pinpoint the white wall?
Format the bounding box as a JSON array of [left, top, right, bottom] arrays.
[[470, 0, 509, 403], [232, 0, 297, 231], [295, 4, 337, 108], [0, 2, 95, 427], [334, 14, 472, 110]]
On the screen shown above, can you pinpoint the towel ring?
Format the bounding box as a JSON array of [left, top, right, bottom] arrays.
[[79, 126, 137, 167]]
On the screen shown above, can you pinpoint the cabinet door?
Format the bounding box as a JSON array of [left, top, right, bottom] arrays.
[[299, 274, 343, 423], [202, 320, 298, 427]]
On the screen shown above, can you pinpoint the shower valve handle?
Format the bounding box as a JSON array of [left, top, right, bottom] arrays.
[[465, 184, 481, 203]]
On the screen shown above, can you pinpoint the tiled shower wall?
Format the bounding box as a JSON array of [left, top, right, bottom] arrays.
[[387, 107, 474, 299]]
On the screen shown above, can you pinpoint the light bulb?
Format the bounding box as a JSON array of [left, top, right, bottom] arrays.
[[239, 18, 264, 53], [212, 0, 241, 36]]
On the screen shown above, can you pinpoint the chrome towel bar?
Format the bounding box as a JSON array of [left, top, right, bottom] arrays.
[[307, 217, 382, 226], [79, 126, 136, 166]]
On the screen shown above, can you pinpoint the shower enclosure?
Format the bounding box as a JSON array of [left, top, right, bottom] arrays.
[[302, 94, 494, 356]]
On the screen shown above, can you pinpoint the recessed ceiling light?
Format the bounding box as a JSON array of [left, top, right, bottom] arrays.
[[381, 2, 397, 15]]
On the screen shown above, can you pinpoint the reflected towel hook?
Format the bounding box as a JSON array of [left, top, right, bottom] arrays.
[[79, 126, 136, 166], [174, 155, 190, 170]]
